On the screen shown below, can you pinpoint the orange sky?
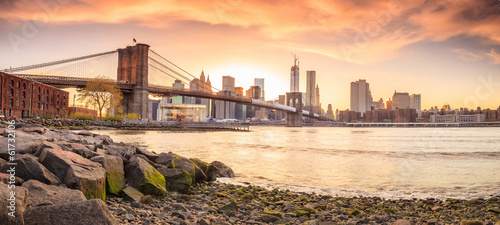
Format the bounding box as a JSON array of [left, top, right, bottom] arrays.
[[0, 0, 499, 110]]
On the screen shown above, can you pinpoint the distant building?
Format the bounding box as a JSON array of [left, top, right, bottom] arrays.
[[326, 104, 334, 120], [410, 94, 421, 116], [215, 76, 236, 119], [172, 80, 185, 104], [392, 91, 410, 109], [430, 114, 485, 123], [305, 71, 316, 107], [386, 98, 392, 110], [373, 98, 385, 110], [350, 79, 373, 116], [254, 78, 265, 100], [235, 87, 244, 96], [189, 70, 212, 117], [290, 55, 299, 92], [246, 86, 261, 100]]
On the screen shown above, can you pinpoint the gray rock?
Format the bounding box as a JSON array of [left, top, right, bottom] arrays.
[[106, 144, 136, 161], [157, 166, 192, 194], [0, 131, 47, 159], [0, 156, 61, 185], [0, 158, 6, 167], [24, 199, 119, 225], [125, 156, 166, 198], [39, 148, 106, 200], [122, 186, 144, 202], [136, 147, 158, 162], [0, 172, 24, 185], [211, 161, 235, 178], [95, 134, 113, 145], [22, 179, 86, 207], [63, 133, 82, 143], [90, 155, 126, 195], [0, 182, 28, 225], [191, 158, 217, 182], [154, 152, 176, 165]]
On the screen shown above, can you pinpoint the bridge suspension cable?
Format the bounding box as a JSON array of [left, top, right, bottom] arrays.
[[3, 50, 118, 73]]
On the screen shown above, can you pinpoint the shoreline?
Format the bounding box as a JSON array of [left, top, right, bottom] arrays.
[[1, 121, 499, 224], [106, 180, 500, 225]]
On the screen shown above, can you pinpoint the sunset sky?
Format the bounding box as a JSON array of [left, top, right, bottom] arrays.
[[0, 0, 499, 110]]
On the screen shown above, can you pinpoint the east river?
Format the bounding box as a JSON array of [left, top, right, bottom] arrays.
[[94, 127, 500, 200]]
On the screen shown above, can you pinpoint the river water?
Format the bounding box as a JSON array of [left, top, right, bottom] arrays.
[[93, 127, 500, 200]]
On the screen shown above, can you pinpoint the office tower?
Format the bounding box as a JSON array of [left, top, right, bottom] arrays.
[[215, 76, 236, 119], [326, 104, 334, 120], [305, 71, 316, 106], [410, 94, 421, 116], [246, 86, 261, 100], [350, 79, 373, 116], [290, 55, 299, 92], [235, 87, 244, 96], [315, 84, 320, 107], [392, 91, 411, 109], [373, 98, 385, 109], [254, 78, 265, 100], [222, 76, 235, 94]]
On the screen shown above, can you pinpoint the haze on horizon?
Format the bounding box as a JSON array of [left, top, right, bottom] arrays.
[[0, 0, 499, 111]]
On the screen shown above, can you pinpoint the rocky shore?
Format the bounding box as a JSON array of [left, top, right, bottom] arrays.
[[8, 118, 246, 131], [0, 121, 499, 225]]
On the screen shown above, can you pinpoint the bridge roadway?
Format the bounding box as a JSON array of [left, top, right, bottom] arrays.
[[14, 74, 329, 120]]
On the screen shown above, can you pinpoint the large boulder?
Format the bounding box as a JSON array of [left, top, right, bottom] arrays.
[[0, 131, 46, 159], [0, 156, 61, 185], [157, 166, 193, 194], [24, 199, 118, 225], [39, 149, 106, 200], [190, 158, 218, 182], [90, 155, 126, 195], [105, 144, 135, 162], [0, 173, 24, 185], [0, 182, 29, 225], [22, 179, 86, 207], [136, 147, 158, 162], [211, 161, 235, 178], [0, 158, 6, 167], [94, 134, 113, 145], [156, 152, 198, 182], [125, 156, 166, 197]]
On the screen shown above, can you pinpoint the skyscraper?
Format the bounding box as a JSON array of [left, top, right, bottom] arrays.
[[350, 79, 373, 116], [254, 78, 265, 100], [315, 84, 320, 107], [305, 71, 316, 107], [326, 104, 334, 120], [392, 91, 411, 109], [410, 94, 421, 117], [215, 76, 236, 119], [290, 55, 299, 92]]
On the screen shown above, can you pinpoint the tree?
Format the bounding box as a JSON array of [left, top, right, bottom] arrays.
[[78, 77, 123, 118]]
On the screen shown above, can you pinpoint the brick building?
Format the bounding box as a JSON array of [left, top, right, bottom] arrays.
[[0, 72, 69, 118]]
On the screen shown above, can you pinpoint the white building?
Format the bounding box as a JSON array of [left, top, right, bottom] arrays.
[[254, 78, 265, 101], [350, 79, 373, 116], [410, 94, 421, 117], [430, 114, 485, 123]]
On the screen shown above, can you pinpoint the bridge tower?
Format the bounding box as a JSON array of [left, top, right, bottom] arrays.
[[286, 92, 303, 127], [117, 44, 149, 119]]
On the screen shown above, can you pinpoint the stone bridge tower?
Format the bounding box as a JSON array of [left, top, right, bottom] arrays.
[[286, 92, 303, 127], [117, 44, 149, 119]]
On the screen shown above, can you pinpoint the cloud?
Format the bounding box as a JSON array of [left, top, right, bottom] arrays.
[[1, 0, 499, 64], [486, 48, 500, 65], [452, 49, 485, 62]]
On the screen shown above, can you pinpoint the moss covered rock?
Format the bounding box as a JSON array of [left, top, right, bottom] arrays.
[[157, 166, 192, 194], [190, 158, 218, 182], [125, 156, 167, 198], [90, 155, 126, 195]]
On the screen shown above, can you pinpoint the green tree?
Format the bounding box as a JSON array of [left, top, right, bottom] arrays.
[[78, 77, 123, 118]]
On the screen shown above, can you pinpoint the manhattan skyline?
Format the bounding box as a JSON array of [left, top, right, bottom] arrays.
[[0, 0, 499, 110]]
